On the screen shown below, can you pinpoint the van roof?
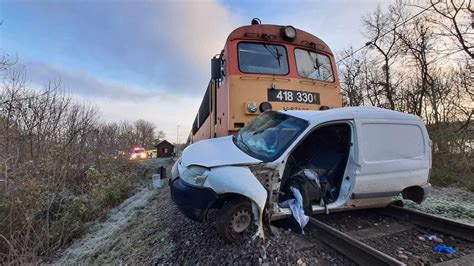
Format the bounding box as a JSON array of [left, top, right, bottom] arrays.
[[281, 106, 421, 122]]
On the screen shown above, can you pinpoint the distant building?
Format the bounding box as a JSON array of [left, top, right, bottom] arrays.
[[154, 140, 175, 158]]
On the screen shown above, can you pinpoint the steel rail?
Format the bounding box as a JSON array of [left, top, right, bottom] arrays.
[[377, 205, 474, 242], [309, 217, 405, 266]]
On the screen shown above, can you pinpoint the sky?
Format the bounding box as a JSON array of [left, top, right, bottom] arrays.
[[0, 0, 391, 143]]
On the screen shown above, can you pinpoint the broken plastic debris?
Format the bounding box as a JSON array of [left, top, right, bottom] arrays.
[[280, 186, 309, 234], [425, 234, 443, 243], [152, 174, 161, 188], [251, 202, 265, 240], [434, 245, 456, 254]]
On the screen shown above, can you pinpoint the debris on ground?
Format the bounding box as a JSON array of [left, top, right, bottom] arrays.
[[434, 245, 456, 254], [317, 210, 474, 264], [280, 186, 309, 234]]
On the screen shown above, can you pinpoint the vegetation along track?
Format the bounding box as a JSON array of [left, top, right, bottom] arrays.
[[308, 204, 474, 265]]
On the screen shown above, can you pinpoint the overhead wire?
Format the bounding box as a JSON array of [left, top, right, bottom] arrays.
[[336, 0, 440, 64], [426, 48, 465, 65]]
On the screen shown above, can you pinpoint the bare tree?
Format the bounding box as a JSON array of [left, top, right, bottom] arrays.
[[338, 48, 366, 106], [1, 67, 26, 154], [362, 1, 406, 109], [155, 130, 166, 143], [397, 16, 437, 117], [337, 0, 473, 189], [429, 0, 473, 59], [134, 119, 156, 148], [0, 57, 167, 262]]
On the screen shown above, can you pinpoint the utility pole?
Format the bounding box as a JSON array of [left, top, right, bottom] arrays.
[[177, 125, 180, 144]]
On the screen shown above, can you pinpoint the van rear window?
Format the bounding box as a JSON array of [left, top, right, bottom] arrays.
[[361, 123, 424, 162]]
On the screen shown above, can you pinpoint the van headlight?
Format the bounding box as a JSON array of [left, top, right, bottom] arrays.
[[180, 165, 210, 187]]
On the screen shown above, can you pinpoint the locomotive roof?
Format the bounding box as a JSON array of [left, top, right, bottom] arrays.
[[227, 24, 334, 55]]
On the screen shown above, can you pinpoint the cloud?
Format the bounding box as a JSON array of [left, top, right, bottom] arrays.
[[24, 61, 158, 100], [20, 60, 200, 142], [2, 0, 243, 142], [158, 1, 239, 67], [81, 94, 199, 143], [221, 0, 393, 54], [2, 0, 394, 142], [3, 0, 242, 96]]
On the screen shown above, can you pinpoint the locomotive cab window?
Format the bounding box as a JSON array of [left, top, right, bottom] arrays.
[[295, 49, 334, 82], [238, 42, 289, 75]]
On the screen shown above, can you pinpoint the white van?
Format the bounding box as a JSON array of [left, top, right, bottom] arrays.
[[170, 107, 432, 241]]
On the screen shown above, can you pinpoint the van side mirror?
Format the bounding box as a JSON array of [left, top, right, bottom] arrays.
[[211, 57, 222, 80]]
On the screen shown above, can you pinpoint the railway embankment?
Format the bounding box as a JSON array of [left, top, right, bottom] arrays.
[[53, 185, 353, 264], [52, 175, 473, 265]]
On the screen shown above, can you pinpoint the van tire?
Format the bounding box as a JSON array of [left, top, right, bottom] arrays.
[[216, 198, 253, 242]]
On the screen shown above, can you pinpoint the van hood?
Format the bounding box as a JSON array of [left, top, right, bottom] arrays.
[[181, 136, 262, 168]]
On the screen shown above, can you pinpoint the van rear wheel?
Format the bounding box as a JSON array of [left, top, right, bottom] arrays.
[[216, 198, 253, 241]]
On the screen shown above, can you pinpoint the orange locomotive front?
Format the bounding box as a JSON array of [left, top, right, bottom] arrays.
[[189, 19, 342, 144]]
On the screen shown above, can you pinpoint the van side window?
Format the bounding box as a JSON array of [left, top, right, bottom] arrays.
[[361, 123, 424, 162]]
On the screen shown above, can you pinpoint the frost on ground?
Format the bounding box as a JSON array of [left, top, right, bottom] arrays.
[[52, 171, 473, 264], [403, 187, 474, 225], [54, 157, 173, 264], [52, 187, 351, 265], [55, 186, 157, 264]]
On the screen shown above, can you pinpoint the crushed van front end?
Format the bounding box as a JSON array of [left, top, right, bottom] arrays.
[[170, 177, 218, 222]]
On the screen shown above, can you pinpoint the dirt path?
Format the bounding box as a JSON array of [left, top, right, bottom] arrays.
[[54, 157, 173, 264]]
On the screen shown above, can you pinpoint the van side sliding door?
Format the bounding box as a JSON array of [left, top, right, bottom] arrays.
[[351, 119, 429, 201]]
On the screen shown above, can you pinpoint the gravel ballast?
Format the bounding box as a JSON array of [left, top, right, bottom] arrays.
[[91, 188, 353, 264], [317, 209, 474, 264], [53, 167, 474, 264]]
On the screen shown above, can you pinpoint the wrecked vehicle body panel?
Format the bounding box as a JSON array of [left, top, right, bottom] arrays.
[[171, 107, 432, 241], [180, 136, 261, 168]]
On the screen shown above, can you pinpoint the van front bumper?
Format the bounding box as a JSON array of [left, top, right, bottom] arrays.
[[170, 177, 218, 222]]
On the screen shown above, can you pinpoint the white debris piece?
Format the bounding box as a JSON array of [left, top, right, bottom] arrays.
[[280, 186, 309, 233]]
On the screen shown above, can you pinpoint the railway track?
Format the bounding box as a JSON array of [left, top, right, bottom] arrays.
[[308, 204, 474, 265]]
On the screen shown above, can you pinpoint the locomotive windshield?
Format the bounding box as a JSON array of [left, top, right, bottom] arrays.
[[238, 42, 289, 75], [295, 49, 334, 82]]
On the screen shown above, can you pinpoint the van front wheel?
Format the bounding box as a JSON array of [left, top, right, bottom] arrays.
[[216, 198, 253, 241]]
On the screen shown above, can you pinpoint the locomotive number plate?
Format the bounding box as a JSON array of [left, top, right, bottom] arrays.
[[268, 89, 320, 104]]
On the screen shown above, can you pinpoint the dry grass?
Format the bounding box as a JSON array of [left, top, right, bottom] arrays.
[[0, 157, 152, 263]]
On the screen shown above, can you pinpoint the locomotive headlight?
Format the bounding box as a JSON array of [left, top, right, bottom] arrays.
[[259, 102, 272, 112], [247, 102, 258, 113], [281, 26, 296, 41]]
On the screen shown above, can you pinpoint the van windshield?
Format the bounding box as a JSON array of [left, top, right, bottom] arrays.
[[233, 111, 308, 162]]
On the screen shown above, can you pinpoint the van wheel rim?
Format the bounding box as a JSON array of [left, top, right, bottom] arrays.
[[230, 209, 251, 233]]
